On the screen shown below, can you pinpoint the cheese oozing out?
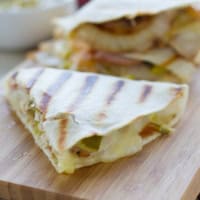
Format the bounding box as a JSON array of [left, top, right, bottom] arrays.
[[6, 85, 181, 174]]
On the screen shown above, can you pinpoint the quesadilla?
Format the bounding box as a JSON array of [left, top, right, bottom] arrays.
[[5, 67, 188, 173], [52, 0, 200, 83]]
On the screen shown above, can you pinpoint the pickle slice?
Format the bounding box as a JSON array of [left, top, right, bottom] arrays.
[[72, 135, 102, 157], [80, 135, 102, 151]]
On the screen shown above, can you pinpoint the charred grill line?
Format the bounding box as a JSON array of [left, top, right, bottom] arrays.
[[107, 80, 125, 105], [11, 71, 18, 80], [139, 85, 153, 103], [97, 80, 125, 120], [68, 75, 98, 112], [26, 68, 45, 91], [40, 72, 72, 113]]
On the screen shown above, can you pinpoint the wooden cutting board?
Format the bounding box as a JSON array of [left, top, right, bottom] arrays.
[[0, 65, 200, 200]]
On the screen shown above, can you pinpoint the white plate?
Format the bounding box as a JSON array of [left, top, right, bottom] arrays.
[[0, 0, 76, 51]]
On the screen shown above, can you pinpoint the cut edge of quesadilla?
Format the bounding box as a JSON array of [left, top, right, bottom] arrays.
[[31, 40, 196, 83], [5, 68, 188, 174]]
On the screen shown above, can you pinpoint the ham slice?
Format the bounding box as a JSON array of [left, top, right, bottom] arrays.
[[92, 50, 141, 66]]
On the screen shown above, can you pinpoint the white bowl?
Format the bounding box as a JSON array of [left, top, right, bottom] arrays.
[[0, 0, 76, 51]]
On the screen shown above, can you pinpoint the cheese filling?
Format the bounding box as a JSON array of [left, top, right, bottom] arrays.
[[6, 84, 181, 173]]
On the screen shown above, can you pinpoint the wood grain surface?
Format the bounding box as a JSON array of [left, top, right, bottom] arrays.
[[0, 67, 200, 200]]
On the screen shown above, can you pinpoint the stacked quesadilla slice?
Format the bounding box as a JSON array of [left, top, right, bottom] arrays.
[[5, 67, 188, 173], [29, 0, 200, 83]]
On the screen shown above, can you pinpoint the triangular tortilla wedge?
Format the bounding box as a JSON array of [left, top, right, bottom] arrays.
[[5, 67, 188, 173], [51, 0, 200, 83]]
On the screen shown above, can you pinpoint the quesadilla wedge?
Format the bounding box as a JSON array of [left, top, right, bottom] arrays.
[[5, 67, 188, 173], [53, 0, 200, 83]]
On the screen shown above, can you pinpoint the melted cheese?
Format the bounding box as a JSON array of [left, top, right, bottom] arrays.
[[6, 79, 185, 174]]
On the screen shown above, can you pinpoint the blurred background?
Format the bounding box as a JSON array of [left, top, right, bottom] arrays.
[[0, 0, 90, 78]]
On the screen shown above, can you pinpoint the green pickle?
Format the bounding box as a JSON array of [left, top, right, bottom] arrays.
[[33, 121, 43, 135], [78, 136, 102, 153], [151, 65, 166, 76], [0, 0, 38, 9], [62, 60, 72, 69], [149, 114, 172, 135], [124, 74, 135, 80]]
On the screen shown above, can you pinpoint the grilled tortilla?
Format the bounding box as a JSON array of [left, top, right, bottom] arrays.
[[5, 67, 188, 173], [52, 0, 200, 83]]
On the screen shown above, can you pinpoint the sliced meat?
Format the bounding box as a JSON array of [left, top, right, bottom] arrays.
[[92, 50, 141, 66], [98, 16, 152, 35]]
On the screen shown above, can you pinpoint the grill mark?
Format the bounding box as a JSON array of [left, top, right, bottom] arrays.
[[40, 72, 72, 113], [58, 119, 68, 151], [97, 80, 125, 121], [11, 71, 18, 80], [10, 72, 19, 89], [106, 80, 125, 105], [67, 75, 98, 112], [139, 85, 153, 103], [26, 68, 44, 91]]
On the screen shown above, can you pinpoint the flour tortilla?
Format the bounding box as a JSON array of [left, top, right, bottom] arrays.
[[56, 0, 200, 35], [5, 66, 189, 173], [53, 0, 200, 84]]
